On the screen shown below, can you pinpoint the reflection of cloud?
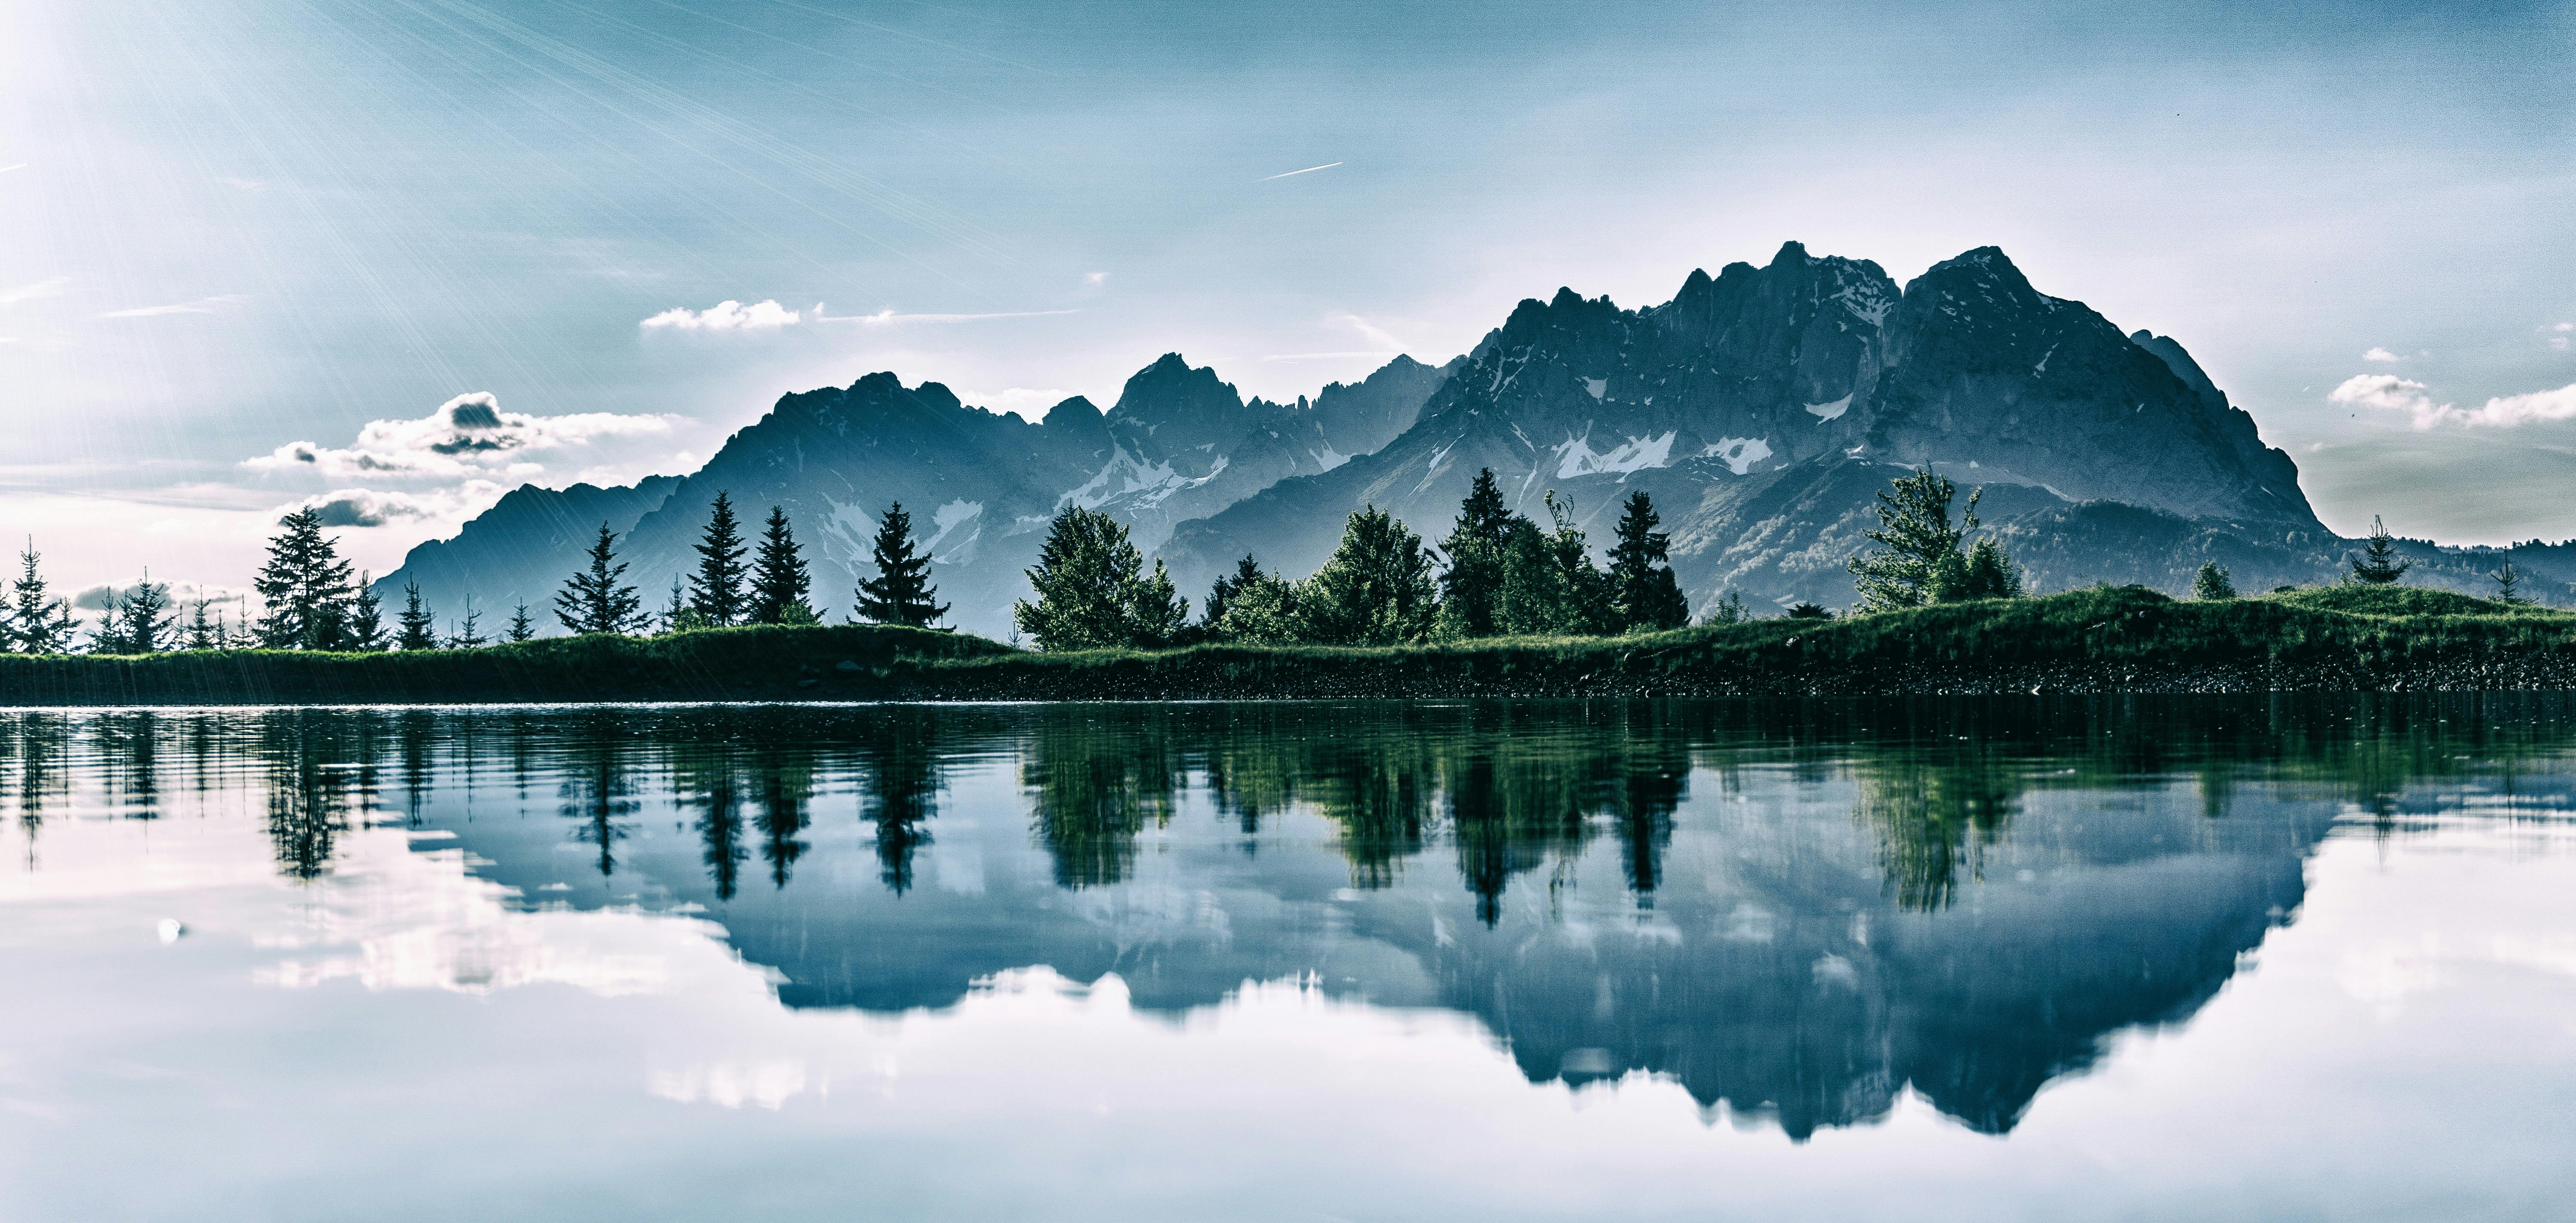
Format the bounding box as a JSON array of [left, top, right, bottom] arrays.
[[0, 277, 68, 307], [2362, 347, 2403, 363], [98, 295, 249, 319], [640, 299, 800, 331], [245, 393, 676, 479], [649, 1061, 811, 1110], [2334, 374, 2576, 429]]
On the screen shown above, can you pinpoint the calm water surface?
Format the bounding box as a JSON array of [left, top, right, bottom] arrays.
[[4, 698, 2574, 1221]]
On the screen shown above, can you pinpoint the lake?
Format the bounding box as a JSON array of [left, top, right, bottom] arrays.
[[4, 698, 2574, 1221]]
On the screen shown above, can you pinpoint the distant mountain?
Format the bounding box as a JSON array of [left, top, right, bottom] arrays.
[[379, 353, 1451, 635], [385, 240, 2572, 635]]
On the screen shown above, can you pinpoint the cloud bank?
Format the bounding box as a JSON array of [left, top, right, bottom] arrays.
[[246, 392, 677, 479], [640, 300, 801, 331], [2333, 374, 2576, 429]]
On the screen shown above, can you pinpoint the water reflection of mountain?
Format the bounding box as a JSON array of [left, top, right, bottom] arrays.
[[15, 697, 2576, 1139]]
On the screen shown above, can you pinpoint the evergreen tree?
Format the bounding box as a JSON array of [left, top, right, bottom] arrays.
[[184, 598, 219, 651], [85, 589, 130, 654], [660, 575, 704, 633], [6, 539, 78, 654], [1785, 602, 1835, 620], [1850, 469, 2005, 611], [2494, 560, 2527, 605], [1607, 491, 1690, 632], [749, 506, 816, 624], [1497, 493, 1612, 635], [688, 491, 750, 626], [1703, 590, 1750, 625], [397, 580, 439, 650], [120, 578, 175, 654], [346, 574, 388, 651], [854, 502, 948, 628], [2350, 516, 2411, 585], [2192, 561, 2238, 601], [507, 601, 536, 642], [1012, 507, 1185, 650], [449, 596, 488, 649], [557, 523, 646, 635], [1300, 506, 1439, 645], [1435, 469, 1514, 639], [1206, 557, 1304, 644], [253, 508, 356, 649]]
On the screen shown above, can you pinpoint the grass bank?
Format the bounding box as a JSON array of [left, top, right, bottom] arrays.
[[8, 586, 2576, 707]]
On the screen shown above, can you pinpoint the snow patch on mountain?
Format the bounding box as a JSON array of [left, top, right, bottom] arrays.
[[1804, 395, 1852, 421], [1553, 431, 1676, 478], [925, 499, 984, 561], [1701, 437, 1773, 475], [1583, 378, 1607, 401]]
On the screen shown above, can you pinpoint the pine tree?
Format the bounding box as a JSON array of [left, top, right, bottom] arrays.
[[346, 574, 388, 650], [184, 598, 219, 651], [1436, 469, 1513, 639], [2192, 561, 2237, 601], [1012, 507, 1183, 650], [1957, 537, 2022, 599], [748, 506, 815, 624], [450, 596, 488, 649], [85, 589, 130, 654], [1203, 555, 1265, 627], [507, 601, 536, 642], [6, 538, 77, 654], [854, 502, 948, 628], [688, 491, 750, 626], [557, 523, 645, 635], [1301, 506, 1439, 645], [1703, 590, 1750, 625], [1205, 557, 1304, 644], [1607, 491, 1690, 632], [253, 508, 357, 649], [2350, 516, 2411, 585], [397, 579, 439, 651], [1849, 469, 1993, 611], [2494, 560, 2527, 605], [103, 575, 174, 654]]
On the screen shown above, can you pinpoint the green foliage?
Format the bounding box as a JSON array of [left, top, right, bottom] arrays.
[[183, 599, 220, 651], [2192, 561, 2237, 601], [346, 575, 387, 650], [1013, 506, 1187, 651], [507, 602, 536, 643], [1851, 468, 2022, 610], [397, 579, 439, 651], [854, 501, 948, 628], [1300, 505, 1439, 645], [1435, 469, 1513, 639], [2350, 515, 2412, 585], [749, 505, 816, 625], [556, 523, 646, 636], [1205, 557, 1304, 645], [1785, 602, 1835, 620], [1702, 590, 1750, 625], [6, 539, 78, 655], [1496, 493, 1611, 636], [690, 491, 750, 626], [1608, 490, 1690, 631], [2494, 560, 2527, 605], [254, 508, 358, 650]]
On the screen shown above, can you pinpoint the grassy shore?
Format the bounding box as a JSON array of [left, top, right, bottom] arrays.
[[6, 585, 2576, 707]]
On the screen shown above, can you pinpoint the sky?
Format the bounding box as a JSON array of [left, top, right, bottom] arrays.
[[1, 0, 2571, 606]]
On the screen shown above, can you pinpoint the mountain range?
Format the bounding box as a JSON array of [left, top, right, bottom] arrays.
[[380, 241, 2561, 636]]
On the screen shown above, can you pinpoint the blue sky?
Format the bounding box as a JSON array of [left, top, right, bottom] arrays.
[[2, 0, 2570, 600]]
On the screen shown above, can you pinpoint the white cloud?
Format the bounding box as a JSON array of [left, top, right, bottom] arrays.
[[1, 277, 68, 307], [2362, 347, 2403, 363], [245, 392, 677, 479], [640, 299, 800, 331], [1083, 271, 1109, 286], [2333, 373, 2576, 429], [1325, 311, 1403, 352], [99, 294, 248, 319], [295, 489, 440, 527], [812, 305, 1078, 326]]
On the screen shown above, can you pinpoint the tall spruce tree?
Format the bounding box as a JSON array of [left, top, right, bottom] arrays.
[[507, 601, 536, 642], [1607, 491, 1690, 632], [2494, 561, 2527, 605], [688, 491, 750, 626], [253, 508, 356, 649], [184, 598, 220, 651], [749, 506, 816, 624], [122, 578, 175, 654], [1436, 469, 1513, 639], [346, 574, 388, 650], [397, 579, 440, 651], [854, 502, 947, 628], [1012, 506, 1183, 650], [1301, 506, 1440, 645], [2349, 516, 2411, 585], [7, 539, 78, 654], [450, 596, 488, 648], [558, 523, 645, 635]]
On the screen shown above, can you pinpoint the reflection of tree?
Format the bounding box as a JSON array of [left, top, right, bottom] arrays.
[[860, 709, 942, 895], [672, 741, 745, 900], [756, 747, 813, 891], [1854, 747, 2018, 911], [94, 712, 163, 822], [559, 713, 638, 880], [259, 712, 372, 881], [1023, 716, 1179, 888], [8, 714, 70, 864]]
